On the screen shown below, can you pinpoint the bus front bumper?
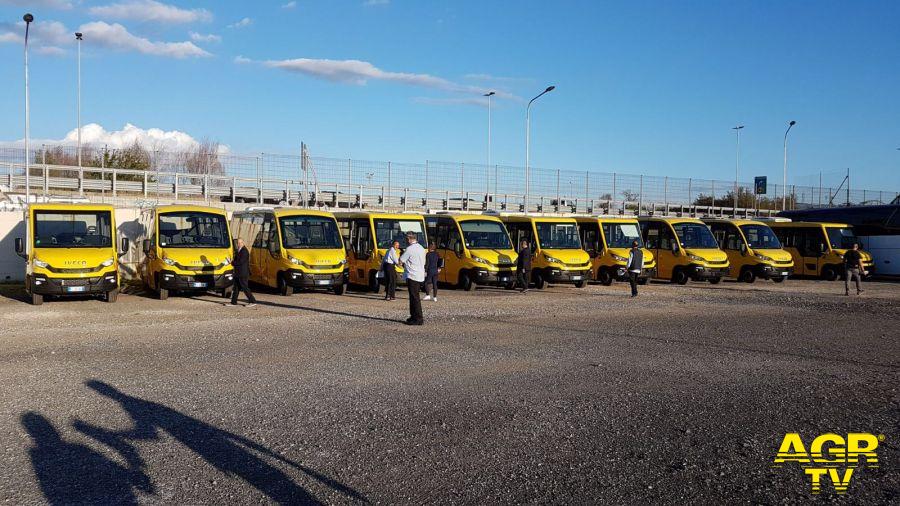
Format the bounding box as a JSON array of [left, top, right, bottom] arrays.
[[471, 268, 516, 285], [755, 264, 793, 279], [613, 266, 656, 281], [546, 268, 591, 284], [158, 270, 234, 291], [688, 265, 729, 280], [286, 269, 349, 288], [30, 272, 118, 296]]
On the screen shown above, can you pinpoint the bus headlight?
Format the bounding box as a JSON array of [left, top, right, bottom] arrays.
[[339, 258, 347, 265], [101, 258, 115, 267], [544, 255, 562, 264], [289, 255, 301, 265], [222, 257, 231, 265], [755, 253, 773, 262], [162, 256, 176, 266], [33, 258, 49, 268], [472, 256, 490, 266], [610, 253, 628, 262], [688, 254, 704, 262]]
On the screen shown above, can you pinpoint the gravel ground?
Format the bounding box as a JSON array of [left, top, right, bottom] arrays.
[[0, 278, 897, 505]]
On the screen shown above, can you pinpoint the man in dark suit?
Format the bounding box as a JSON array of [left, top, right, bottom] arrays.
[[229, 238, 256, 307], [516, 239, 531, 293]]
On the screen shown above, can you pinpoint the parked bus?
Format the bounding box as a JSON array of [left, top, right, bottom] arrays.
[[500, 215, 591, 289], [638, 217, 730, 284], [335, 212, 428, 292], [425, 213, 517, 290], [231, 208, 347, 295], [779, 205, 899, 277], [575, 216, 656, 285], [15, 203, 128, 305], [703, 218, 793, 283], [769, 221, 874, 280], [138, 204, 234, 300]]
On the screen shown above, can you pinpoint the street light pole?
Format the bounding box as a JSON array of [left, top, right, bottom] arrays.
[[732, 125, 744, 212], [23, 13, 33, 204], [783, 120, 796, 210], [484, 91, 495, 168], [525, 85, 555, 211], [76, 32, 83, 169]]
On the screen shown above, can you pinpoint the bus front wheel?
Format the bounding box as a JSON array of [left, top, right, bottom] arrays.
[[739, 268, 756, 283], [672, 269, 689, 285], [597, 268, 613, 286], [533, 271, 548, 290], [821, 265, 839, 282], [368, 271, 382, 293], [105, 289, 118, 303]]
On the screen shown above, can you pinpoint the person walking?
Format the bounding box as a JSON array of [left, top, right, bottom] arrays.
[[423, 242, 443, 302], [399, 232, 426, 325], [382, 240, 400, 301], [843, 242, 866, 296], [626, 240, 644, 297], [516, 239, 532, 293], [229, 238, 256, 307]]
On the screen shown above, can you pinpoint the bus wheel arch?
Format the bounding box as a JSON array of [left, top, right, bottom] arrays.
[[739, 267, 756, 283], [597, 267, 613, 286]]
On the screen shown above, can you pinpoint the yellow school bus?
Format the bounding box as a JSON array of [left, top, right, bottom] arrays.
[[335, 211, 428, 293], [769, 221, 874, 280], [638, 217, 730, 284], [138, 204, 234, 300], [231, 207, 347, 295], [704, 218, 793, 283], [576, 216, 656, 285], [424, 213, 518, 290], [500, 215, 591, 288], [15, 203, 128, 305]]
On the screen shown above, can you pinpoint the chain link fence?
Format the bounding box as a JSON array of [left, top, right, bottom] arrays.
[[1, 145, 897, 212]]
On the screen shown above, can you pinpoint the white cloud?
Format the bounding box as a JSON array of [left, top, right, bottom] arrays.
[[4, 123, 230, 154], [0, 19, 71, 56], [282, 1, 297, 8], [79, 21, 211, 59], [364, 0, 390, 5], [89, 0, 212, 25], [257, 57, 517, 100], [227, 17, 253, 29], [189, 31, 221, 43], [0, 0, 73, 9], [233, 55, 252, 64]]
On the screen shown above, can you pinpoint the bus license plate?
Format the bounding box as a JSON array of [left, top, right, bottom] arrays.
[[190, 282, 206, 288], [500, 276, 510, 282], [315, 280, 331, 285], [66, 286, 87, 293], [572, 275, 582, 281]]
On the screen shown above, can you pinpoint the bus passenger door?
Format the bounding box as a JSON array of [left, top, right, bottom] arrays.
[[798, 229, 824, 276]]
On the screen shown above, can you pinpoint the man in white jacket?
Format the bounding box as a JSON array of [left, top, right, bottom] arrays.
[[399, 232, 427, 325], [626, 240, 644, 298]]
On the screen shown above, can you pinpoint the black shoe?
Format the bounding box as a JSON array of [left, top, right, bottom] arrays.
[[404, 320, 424, 326]]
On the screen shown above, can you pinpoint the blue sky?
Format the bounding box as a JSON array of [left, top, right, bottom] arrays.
[[1, 0, 898, 190]]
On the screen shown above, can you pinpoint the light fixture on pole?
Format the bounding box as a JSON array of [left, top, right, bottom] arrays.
[[76, 32, 83, 169], [732, 125, 744, 212], [23, 13, 33, 204], [484, 91, 495, 168], [783, 120, 796, 210], [524, 85, 555, 210]]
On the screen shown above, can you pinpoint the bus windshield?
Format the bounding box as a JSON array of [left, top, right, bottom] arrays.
[[34, 211, 112, 248], [374, 219, 427, 249], [158, 212, 230, 248], [536, 222, 581, 249], [602, 222, 643, 248], [672, 223, 719, 249], [740, 224, 782, 249], [826, 227, 858, 249], [460, 220, 511, 249], [280, 216, 343, 249]]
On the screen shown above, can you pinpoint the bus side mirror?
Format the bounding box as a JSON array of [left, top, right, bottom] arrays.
[[119, 238, 130, 257], [819, 243, 826, 254], [15, 238, 25, 259], [142, 239, 151, 254], [453, 241, 463, 256], [671, 242, 679, 254], [740, 243, 747, 255]]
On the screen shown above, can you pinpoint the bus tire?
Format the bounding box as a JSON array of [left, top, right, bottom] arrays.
[[31, 292, 43, 306], [574, 279, 586, 288], [739, 268, 756, 283], [708, 277, 722, 285], [368, 271, 382, 293], [637, 277, 649, 285], [332, 283, 345, 296], [672, 268, 689, 285], [505, 281, 517, 290], [459, 271, 475, 291], [278, 274, 294, 296], [772, 276, 786, 283], [821, 265, 839, 282], [597, 268, 613, 286], [533, 271, 548, 290], [105, 289, 118, 303]]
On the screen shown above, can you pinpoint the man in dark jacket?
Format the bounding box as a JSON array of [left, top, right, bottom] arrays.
[[516, 239, 532, 293], [625, 240, 644, 297], [229, 238, 256, 307], [423, 242, 443, 302]]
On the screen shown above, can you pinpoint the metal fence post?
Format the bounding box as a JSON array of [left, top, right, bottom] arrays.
[[41, 145, 47, 196], [257, 154, 262, 203], [460, 162, 464, 206], [388, 161, 392, 209], [584, 171, 589, 213], [204, 153, 210, 204], [639, 175, 643, 214], [612, 172, 617, 202], [555, 169, 560, 211], [424, 160, 429, 208], [711, 180, 715, 207], [688, 178, 692, 204], [663, 176, 668, 209], [347, 158, 352, 209]]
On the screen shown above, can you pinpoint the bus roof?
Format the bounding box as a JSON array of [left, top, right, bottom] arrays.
[[234, 208, 336, 219], [638, 216, 705, 225], [702, 218, 769, 227], [768, 221, 851, 228], [500, 215, 578, 224], [573, 216, 639, 224], [152, 204, 229, 215], [27, 203, 115, 212], [332, 211, 426, 221], [426, 213, 503, 223]]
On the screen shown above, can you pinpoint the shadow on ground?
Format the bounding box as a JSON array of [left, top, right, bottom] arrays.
[[22, 379, 367, 505]]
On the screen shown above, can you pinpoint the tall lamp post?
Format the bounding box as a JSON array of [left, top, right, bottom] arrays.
[[484, 91, 495, 204], [732, 125, 744, 212], [524, 85, 555, 211], [23, 13, 33, 204], [76, 32, 83, 169], [783, 120, 796, 210]]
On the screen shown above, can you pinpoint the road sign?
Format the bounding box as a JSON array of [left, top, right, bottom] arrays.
[[755, 176, 767, 195]]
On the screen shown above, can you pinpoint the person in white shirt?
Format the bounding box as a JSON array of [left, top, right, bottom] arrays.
[[382, 240, 400, 301], [626, 240, 644, 298], [399, 232, 426, 325]]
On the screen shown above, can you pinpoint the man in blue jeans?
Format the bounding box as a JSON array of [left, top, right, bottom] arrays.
[[399, 232, 426, 325], [423, 242, 443, 302]]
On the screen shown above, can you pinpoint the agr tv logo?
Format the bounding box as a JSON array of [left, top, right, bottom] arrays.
[[772, 433, 884, 494]]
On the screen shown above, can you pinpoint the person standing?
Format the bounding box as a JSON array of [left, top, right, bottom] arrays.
[[229, 238, 256, 307], [626, 240, 644, 297], [399, 232, 426, 325], [382, 240, 400, 301], [843, 242, 866, 296], [423, 242, 443, 302], [516, 239, 532, 293]]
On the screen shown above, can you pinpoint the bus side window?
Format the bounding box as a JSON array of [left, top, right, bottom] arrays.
[[659, 225, 674, 251], [724, 228, 742, 250], [644, 223, 660, 249]]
